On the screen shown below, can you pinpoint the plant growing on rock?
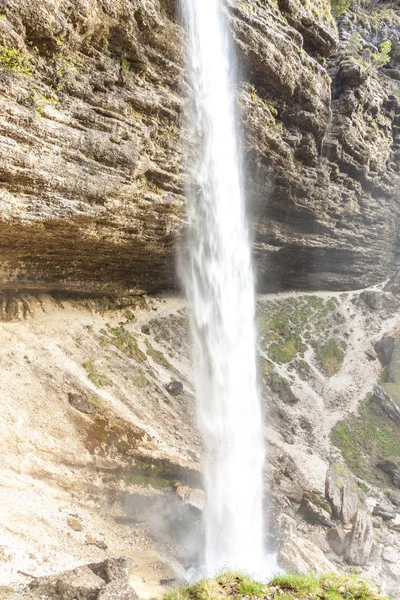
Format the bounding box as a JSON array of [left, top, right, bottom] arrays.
[[0, 47, 33, 75], [373, 40, 392, 69]]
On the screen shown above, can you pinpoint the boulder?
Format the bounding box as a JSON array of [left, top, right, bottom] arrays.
[[279, 535, 338, 576], [29, 557, 136, 600], [299, 492, 333, 527], [97, 580, 138, 600], [68, 392, 98, 415], [268, 373, 299, 404], [359, 291, 399, 312], [327, 527, 348, 556], [325, 465, 359, 524], [374, 336, 395, 366], [165, 381, 184, 396], [373, 386, 400, 426], [388, 492, 400, 506], [345, 509, 374, 566], [372, 503, 396, 521], [30, 566, 105, 600], [88, 557, 133, 584]]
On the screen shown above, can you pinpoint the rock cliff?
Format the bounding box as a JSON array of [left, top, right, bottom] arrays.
[[0, 0, 399, 293]]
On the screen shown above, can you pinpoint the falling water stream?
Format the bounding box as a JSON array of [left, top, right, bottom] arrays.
[[180, 0, 266, 577]]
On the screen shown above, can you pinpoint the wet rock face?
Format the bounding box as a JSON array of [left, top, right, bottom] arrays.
[[0, 0, 399, 294]]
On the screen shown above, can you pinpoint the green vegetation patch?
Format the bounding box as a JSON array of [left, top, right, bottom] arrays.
[[257, 295, 346, 377], [303, 491, 333, 517], [164, 572, 387, 600], [332, 393, 400, 485], [313, 338, 347, 377], [0, 47, 33, 75], [104, 325, 147, 362], [83, 360, 111, 388], [145, 338, 170, 367]]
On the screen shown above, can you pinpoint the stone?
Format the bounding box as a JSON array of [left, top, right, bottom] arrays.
[[372, 504, 396, 521], [67, 517, 83, 532], [97, 579, 138, 600], [165, 381, 183, 396], [388, 492, 400, 506], [300, 492, 333, 527], [325, 465, 359, 524], [374, 336, 395, 366], [365, 348, 376, 361], [268, 372, 299, 404], [378, 459, 400, 474], [383, 546, 400, 564], [175, 484, 205, 512], [345, 510, 374, 566], [68, 392, 98, 415], [30, 566, 105, 600], [279, 535, 338, 576], [327, 527, 348, 556], [373, 386, 400, 426], [88, 557, 133, 584], [393, 470, 400, 489], [359, 291, 399, 312]]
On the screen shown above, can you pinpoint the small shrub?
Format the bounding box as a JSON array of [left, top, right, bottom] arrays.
[[373, 40, 392, 68], [0, 47, 33, 75], [331, 0, 352, 17]]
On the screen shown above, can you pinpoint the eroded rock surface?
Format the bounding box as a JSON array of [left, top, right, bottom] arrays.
[[0, 0, 399, 293]]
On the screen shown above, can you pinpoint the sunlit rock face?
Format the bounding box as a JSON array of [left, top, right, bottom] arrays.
[[0, 0, 399, 294]]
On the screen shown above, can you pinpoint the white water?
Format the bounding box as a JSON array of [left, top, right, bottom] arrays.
[[180, 0, 267, 577]]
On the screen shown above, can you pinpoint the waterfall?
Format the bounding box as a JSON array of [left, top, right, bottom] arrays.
[[180, 0, 266, 577]]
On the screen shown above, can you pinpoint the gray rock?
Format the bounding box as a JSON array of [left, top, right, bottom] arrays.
[[30, 566, 105, 600], [327, 527, 348, 556], [374, 336, 395, 366], [165, 381, 184, 396], [373, 386, 400, 426], [97, 579, 138, 600], [382, 546, 400, 564], [325, 465, 359, 524], [388, 492, 400, 506], [378, 459, 400, 474], [88, 557, 133, 584], [393, 470, 400, 488], [345, 509, 374, 566], [359, 291, 399, 312], [300, 492, 333, 527], [372, 503, 396, 521], [268, 372, 299, 404], [68, 392, 98, 415]]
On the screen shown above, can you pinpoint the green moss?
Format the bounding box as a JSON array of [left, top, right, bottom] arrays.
[[331, 0, 352, 18], [314, 338, 347, 377], [105, 325, 147, 362], [145, 339, 170, 367], [269, 338, 305, 363], [133, 368, 148, 388], [82, 361, 111, 388], [332, 393, 400, 486], [0, 47, 33, 75], [303, 491, 333, 517], [257, 295, 346, 375]]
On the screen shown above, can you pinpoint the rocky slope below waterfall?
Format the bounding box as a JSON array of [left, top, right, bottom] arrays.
[[0, 0, 399, 293], [0, 277, 400, 598]]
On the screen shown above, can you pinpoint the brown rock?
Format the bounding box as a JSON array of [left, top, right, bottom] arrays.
[[67, 517, 83, 532]]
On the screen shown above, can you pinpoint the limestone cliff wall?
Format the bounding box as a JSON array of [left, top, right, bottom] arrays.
[[0, 0, 399, 293]]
